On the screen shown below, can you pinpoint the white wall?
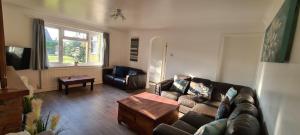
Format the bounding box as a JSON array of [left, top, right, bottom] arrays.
[[3, 3, 129, 92], [256, 0, 300, 134], [129, 26, 264, 87], [220, 34, 262, 87]]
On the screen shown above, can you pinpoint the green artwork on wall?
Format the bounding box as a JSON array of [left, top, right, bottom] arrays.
[[261, 0, 299, 62]]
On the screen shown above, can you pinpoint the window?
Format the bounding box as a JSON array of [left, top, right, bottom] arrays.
[[45, 25, 104, 67]]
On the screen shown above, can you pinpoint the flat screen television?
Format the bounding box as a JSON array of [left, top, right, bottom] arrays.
[[6, 46, 31, 70]]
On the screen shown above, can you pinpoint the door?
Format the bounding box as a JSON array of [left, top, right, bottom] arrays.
[[149, 37, 167, 83], [219, 34, 262, 87]]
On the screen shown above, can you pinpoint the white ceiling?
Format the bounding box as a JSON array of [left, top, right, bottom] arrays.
[[3, 0, 272, 30]]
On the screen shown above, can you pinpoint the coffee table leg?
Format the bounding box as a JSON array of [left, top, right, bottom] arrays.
[[65, 85, 69, 95], [91, 81, 94, 91], [58, 81, 62, 91]]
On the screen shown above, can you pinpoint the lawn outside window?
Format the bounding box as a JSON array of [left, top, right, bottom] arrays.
[[45, 24, 104, 67]]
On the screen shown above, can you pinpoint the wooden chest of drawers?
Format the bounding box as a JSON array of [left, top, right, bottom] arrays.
[[0, 67, 29, 135]]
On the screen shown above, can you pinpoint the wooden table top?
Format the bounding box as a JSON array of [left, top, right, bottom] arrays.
[[117, 92, 179, 120], [58, 75, 94, 82]]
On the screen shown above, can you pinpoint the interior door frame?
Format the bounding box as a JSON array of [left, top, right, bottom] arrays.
[[148, 36, 168, 84]]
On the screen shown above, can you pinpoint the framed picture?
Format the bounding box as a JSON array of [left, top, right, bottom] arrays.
[[130, 38, 139, 62], [261, 0, 299, 62]]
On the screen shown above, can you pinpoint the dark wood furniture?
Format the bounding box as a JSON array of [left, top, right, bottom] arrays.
[[0, 0, 6, 89], [58, 75, 95, 95], [0, 67, 29, 135], [117, 92, 179, 135], [0, 1, 29, 134]]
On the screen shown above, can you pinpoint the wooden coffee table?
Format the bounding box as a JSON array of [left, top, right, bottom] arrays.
[[117, 92, 179, 135], [58, 75, 95, 95]]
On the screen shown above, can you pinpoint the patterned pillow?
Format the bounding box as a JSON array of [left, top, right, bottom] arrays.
[[215, 97, 231, 120], [188, 82, 212, 100], [194, 118, 227, 135], [225, 87, 238, 101], [170, 79, 189, 94]]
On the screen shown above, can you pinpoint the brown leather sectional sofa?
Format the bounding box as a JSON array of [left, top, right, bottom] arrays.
[[154, 77, 264, 135]]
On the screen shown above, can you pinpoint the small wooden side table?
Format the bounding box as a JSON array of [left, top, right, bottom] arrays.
[[58, 75, 95, 95]]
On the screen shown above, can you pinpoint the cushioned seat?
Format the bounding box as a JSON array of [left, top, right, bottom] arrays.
[[178, 95, 206, 108], [180, 111, 214, 129], [104, 74, 114, 82], [172, 120, 197, 134], [191, 104, 218, 118], [114, 77, 126, 88], [202, 100, 221, 108], [161, 91, 180, 100]]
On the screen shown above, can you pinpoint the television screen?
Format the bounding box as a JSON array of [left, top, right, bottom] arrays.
[[6, 46, 31, 70]]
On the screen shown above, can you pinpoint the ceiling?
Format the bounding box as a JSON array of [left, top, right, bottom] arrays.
[[3, 0, 272, 30]]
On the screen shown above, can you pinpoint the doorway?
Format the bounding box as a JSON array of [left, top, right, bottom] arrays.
[[149, 37, 167, 84]]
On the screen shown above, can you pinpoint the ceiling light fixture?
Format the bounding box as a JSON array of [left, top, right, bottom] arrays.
[[110, 8, 126, 21]]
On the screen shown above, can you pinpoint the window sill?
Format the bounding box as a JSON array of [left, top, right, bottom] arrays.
[[49, 63, 103, 68]]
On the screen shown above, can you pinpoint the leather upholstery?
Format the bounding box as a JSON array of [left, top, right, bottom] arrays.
[[154, 77, 262, 135], [228, 103, 258, 121], [102, 66, 146, 90], [172, 120, 197, 134], [178, 95, 206, 108], [161, 91, 180, 100], [226, 114, 260, 135], [191, 104, 218, 118], [202, 100, 221, 108], [153, 124, 192, 135], [234, 93, 255, 105]]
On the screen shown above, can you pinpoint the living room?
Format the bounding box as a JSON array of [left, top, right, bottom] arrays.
[[0, 0, 299, 135]]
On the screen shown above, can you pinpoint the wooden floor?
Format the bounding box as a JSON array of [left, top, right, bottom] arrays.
[[36, 84, 149, 135]]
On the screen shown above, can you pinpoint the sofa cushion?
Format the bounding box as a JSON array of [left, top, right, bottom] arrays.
[[179, 105, 193, 114], [225, 114, 260, 135], [113, 66, 129, 77], [170, 79, 190, 94], [228, 103, 258, 121], [202, 101, 221, 108], [180, 111, 214, 129], [178, 95, 206, 108], [225, 87, 238, 101], [215, 97, 231, 120], [161, 91, 180, 100], [191, 77, 212, 86], [113, 77, 126, 88], [192, 104, 218, 118], [187, 82, 212, 100], [210, 82, 244, 101], [172, 120, 198, 134], [104, 74, 114, 81], [234, 93, 255, 105], [195, 118, 227, 135]]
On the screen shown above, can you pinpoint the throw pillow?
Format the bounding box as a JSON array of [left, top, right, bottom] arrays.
[[170, 79, 189, 94], [225, 87, 238, 101], [187, 82, 212, 100], [215, 97, 231, 120], [194, 118, 227, 135]]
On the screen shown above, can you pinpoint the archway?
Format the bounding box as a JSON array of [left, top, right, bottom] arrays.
[[148, 37, 167, 85]]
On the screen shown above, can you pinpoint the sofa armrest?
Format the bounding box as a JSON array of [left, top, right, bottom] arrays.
[[126, 74, 146, 90], [153, 124, 192, 135], [157, 79, 174, 95], [102, 68, 113, 75], [180, 111, 215, 129]]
